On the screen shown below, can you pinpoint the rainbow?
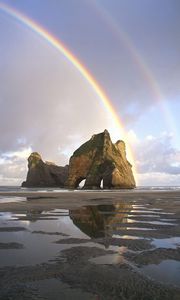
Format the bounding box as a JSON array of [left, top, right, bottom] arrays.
[[0, 2, 137, 178], [89, 0, 177, 137]]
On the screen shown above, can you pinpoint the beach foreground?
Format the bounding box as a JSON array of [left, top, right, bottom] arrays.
[[0, 189, 179, 299]]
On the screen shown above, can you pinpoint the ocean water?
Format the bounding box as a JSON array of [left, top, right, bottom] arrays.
[[0, 185, 180, 193]]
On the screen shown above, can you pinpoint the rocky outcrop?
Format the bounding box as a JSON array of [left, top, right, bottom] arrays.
[[66, 130, 135, 189], [22, 152, 68, 187], [22, 130, 135, 189]]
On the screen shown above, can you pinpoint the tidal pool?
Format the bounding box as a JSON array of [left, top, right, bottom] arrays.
[[0, 193, 180, 299], [152, 237, 180, 249], [141, 260, 180, 287]]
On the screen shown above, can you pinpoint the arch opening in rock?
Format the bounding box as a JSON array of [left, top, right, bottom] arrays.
[[100, 179, 103, 189], [76, 178, 86, 189]]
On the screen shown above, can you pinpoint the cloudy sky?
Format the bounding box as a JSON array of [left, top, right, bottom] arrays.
[[0, 0, 179, 186]]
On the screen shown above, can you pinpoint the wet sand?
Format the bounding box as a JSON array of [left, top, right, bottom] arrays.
[[0, 190, 180, 299], [0, 189, 180, 212]]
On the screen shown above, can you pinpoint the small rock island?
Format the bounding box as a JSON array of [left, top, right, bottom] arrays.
[[22, 130, 136, 189]]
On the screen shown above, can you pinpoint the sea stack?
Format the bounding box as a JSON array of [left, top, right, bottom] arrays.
[[22, 152, 68, 187], [22, 130, 135, 189], [66, 129, 135, 189]]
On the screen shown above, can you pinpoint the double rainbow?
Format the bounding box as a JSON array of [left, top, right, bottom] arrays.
[[90, 0, 177, 137], [0, 2, 136, 177]]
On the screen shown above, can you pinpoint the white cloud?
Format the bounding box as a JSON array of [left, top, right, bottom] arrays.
[[0, 147, 33, 185], [127, 130, 180, 185], [137, 173, 180, 187], [2, 147, 32, 159]]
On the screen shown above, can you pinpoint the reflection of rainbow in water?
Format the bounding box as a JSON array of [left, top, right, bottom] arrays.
[[0, 2, 137, 179], [88, 0, 177, 137]]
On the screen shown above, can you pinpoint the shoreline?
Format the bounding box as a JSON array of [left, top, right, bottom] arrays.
[[0, 190, 179, 212], [0, 189, 180, 197]]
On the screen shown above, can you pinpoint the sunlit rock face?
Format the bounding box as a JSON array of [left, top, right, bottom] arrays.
[[22, 152, 68, 187], [22, 130, 135, 189], [66, 130, 135, 189]]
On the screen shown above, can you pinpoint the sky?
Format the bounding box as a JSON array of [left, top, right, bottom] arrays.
[[0, 0, 179, 186]]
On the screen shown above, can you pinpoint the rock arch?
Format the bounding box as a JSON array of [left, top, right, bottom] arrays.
[[66, 130, 135, 189]]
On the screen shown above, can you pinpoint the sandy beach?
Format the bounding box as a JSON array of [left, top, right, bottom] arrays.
[[0, 189, 180, 211], [0, 189, 180, 299]]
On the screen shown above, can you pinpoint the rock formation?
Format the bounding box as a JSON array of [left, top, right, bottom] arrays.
[[66, 129, 135, 189], [22, 130, 135, 189], [22, 152, 68, 187]]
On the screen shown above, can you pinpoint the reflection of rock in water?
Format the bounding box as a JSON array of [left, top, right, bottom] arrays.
[[69, 203, 132, 239], [26, 210, 43, 220]]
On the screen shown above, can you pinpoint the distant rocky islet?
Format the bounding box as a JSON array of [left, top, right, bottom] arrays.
[[22, 129, 135, 189]]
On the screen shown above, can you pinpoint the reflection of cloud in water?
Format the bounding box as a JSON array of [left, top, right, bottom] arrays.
[[152, 237, 180, 249], [112, 234, 144, 240], [21, 209, 88, 239], [0, 196, 26, 203], [0, 210, 88, 267], [141, 260, 180, 287], [0, 212, 12, 220]]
